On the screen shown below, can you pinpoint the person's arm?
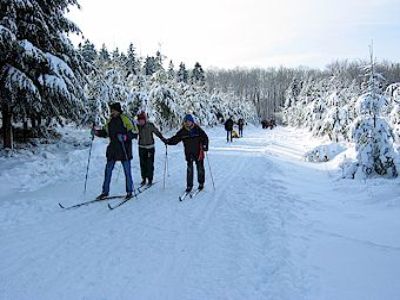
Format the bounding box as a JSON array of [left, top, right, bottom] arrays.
[[198, 127, 209, 151], [95, 128, 108, 138], [93, 123, 108, 138], [152, 123, 166, 142], [121, 115, 138, 140], [166, 128, 184, 145]]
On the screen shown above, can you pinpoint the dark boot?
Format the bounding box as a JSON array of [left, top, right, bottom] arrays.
[[125, 193, 133, 200], [186, 186, 193, 193], [96, 193, 109, 200]]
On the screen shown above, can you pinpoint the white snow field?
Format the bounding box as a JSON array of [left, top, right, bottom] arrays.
[[1, 125, 400, 300]]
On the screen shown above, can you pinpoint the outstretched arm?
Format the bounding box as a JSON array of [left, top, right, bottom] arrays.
[[152, 124, 166, 142], [166, 128, 184, 145]]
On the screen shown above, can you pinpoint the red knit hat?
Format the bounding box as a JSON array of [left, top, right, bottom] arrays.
[[137, 112, 147, 121]]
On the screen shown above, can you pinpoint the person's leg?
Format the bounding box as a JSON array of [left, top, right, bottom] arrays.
[[186, 158, 194, 190], [102, 160, 116, 195], [139, 148, 147, 184], [122, 160, 133, 194], [230, 131, 233, 142], [226, 131, 229, 142], [147, 148, 155, 183], [196, 159, 205, 188]]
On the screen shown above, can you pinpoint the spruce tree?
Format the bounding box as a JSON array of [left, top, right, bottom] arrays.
[[167, 60, 175, 80], [351, 45, 397, 178], [191, 62, 205, 85], [0, 0, 87, 148], [80, 39, 97, 65], [177, 62, 189, 83], [126, 43, 138, 76], [99, 43, 110, 63]]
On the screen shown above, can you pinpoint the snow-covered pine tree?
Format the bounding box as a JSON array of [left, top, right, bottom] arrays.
[[0, 0, 87, 148], [155, 50, 165, 72], [99, 43, 110, 64], [386, 83, 400, 141], [167, 60, 175, 80], [283, 78, 301, 125], [177, 62, 189, 83], [144, 56, 157, 76], [191, 62, 205, 85], [80, 39, 97, 65], [126, 43, 139, 76], [350, 45, 397, 178]]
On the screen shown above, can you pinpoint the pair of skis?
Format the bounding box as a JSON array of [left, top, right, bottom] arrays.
[[59, 182, 156, 210], [179, 188, 203, 201], [107, 183, 155, 210]]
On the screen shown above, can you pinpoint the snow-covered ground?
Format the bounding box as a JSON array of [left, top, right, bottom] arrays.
[[1, 125, 400, 300]]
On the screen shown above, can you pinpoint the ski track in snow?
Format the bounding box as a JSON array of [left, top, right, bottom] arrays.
[[1, 126, 400, 299]]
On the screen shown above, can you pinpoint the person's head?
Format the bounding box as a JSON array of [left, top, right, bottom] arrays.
[[137, 111, 147, 126], [109, 102, 122, 118], [183, 114, 195, 129]]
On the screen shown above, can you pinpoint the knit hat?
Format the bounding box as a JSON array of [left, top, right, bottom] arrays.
[[184, 114, 194, 123], [137, 111, 147, 121], [109, 102, 122, 113]]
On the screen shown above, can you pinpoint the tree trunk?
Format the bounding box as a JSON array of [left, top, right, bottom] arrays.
[[23, 119, 28, 143], [31, 116, 37, 128], [2, 104, 13, 149]]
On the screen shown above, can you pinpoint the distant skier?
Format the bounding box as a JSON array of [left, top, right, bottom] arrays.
[[224, 116, 234, 142], [165, 114, 209, 192], [92, 102, 138, 200], [238, 118, 245, 137], [136, 111, 166, 186]]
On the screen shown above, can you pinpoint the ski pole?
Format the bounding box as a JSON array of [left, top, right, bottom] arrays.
[[163, 144, 168, 189], [206, 152, 216, 191], [83, 124, 95, 199]]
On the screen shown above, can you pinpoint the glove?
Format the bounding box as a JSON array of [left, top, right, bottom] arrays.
[[117, 133, 127, 142], [91, 126, 101, 138], [202, 144, 208, 152]]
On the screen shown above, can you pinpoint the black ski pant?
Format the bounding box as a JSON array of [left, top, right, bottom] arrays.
[[139, 147, 155, 182], [186, 156, 205, 188], [239, 126, 243, 137], [226, 130, 233, 142]]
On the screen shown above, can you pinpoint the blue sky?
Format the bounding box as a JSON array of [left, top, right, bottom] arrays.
[[68, 0, 400, 69]]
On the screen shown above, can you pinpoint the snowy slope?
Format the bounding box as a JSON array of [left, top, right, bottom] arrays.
[[0, 126, 400, 300]]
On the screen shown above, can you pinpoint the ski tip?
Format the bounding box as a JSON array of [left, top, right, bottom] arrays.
[[107, 203, 113, 210], [58, 203, 65, 209]]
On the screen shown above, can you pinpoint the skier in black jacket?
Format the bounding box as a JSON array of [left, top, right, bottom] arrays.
[[93, 102, 138, 200], [166, 114, 209, 192], [238, 118, 245, 137], [224, 117, 234, 142]]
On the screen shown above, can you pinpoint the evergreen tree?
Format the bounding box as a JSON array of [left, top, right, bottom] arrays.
[[80, 39, 97, 65], [99, 43, 110, 63], [167, 60, 175, 80], [191, 62, 206, 85], [126, 43, 139, 76], [177, 62, 189, 83], [144, 56, 156, 76], [0, 0, 87, 148], [350, 46, 397, 178], [155, 50, 165, 72]]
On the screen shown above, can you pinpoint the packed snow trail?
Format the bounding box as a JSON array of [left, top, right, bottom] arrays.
[[1, 126, 400, 299]]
